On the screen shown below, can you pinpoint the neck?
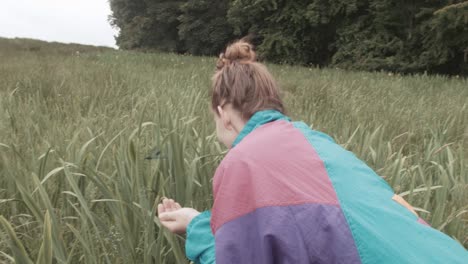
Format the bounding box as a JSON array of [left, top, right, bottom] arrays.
[[230, 113, 246, 135]]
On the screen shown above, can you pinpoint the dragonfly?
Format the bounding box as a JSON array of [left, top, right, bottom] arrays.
[[145, 147, 166, 160]]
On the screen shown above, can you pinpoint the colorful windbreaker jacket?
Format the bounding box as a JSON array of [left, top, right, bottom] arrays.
[[185, 110, 467, 264]]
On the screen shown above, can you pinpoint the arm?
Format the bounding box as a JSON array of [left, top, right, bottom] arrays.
[[186, 211, 215, 264], [157, 199, 215, 264]]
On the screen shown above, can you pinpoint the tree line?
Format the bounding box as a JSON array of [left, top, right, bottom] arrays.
[[109, 0, 468, 75]]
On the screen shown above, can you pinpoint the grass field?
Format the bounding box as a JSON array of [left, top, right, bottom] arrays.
[[0, 37, 467, 263]]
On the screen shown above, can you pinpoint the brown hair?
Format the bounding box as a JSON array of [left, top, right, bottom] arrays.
[[211, 39, 285, 120]]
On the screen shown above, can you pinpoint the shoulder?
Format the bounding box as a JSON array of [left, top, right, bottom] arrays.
[[292, 121, 336, 144], [213, 149, 251, 187]]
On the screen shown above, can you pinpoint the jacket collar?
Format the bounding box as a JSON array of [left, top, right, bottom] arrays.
[[232, 110, 291, 148]]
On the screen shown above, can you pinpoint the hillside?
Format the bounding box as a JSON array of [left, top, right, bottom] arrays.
[[0, 38, 466, 263]]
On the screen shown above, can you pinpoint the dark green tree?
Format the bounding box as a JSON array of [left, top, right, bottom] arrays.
[[109, 0, 185, 52], [109, 0, 468, 75], [332, 0, 468, 74], [418, 2, 468, 74], [227, 0, 372, 66], [143, 0, 186, 52], [109, 0, 148, 49], [178, 0, 233, 55]]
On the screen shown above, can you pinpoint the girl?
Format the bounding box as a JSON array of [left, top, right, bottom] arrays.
[[157, 40, 467, 263]]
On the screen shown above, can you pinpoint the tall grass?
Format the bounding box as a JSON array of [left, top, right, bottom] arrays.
[[0, 38, 467, 263]]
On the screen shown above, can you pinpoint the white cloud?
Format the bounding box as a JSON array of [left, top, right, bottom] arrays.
[[0, 0, 118, 47]]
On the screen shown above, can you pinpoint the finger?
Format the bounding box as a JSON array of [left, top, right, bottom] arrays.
[[163, 198, 171, 211], [157, 203, 165, 216], [165, 199, 175, 211], [392, 194, 418, 216], [174, 202, 182, 210], [168, 199, 176, 211]]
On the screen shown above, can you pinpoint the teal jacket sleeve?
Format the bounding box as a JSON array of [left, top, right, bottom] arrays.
[[185, 210, 215, 264]]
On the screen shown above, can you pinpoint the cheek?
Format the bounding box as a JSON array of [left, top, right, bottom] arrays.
[[214, 118, 223, 136]]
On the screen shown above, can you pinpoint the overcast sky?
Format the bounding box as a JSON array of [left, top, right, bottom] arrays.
[[0, 0, 118, 48]]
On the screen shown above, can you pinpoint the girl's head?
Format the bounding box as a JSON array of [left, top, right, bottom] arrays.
[[211, 39, 285, 147]]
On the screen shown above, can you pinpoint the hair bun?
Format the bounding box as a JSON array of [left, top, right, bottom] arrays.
[[216, 40, 256, 70]]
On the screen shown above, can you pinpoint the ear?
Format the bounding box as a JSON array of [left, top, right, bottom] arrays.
[[217, 105, 233, 131]]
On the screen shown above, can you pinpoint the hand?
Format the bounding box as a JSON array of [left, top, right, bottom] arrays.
[[392, 194, 418, 216], [157, 198, 200, 235]]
